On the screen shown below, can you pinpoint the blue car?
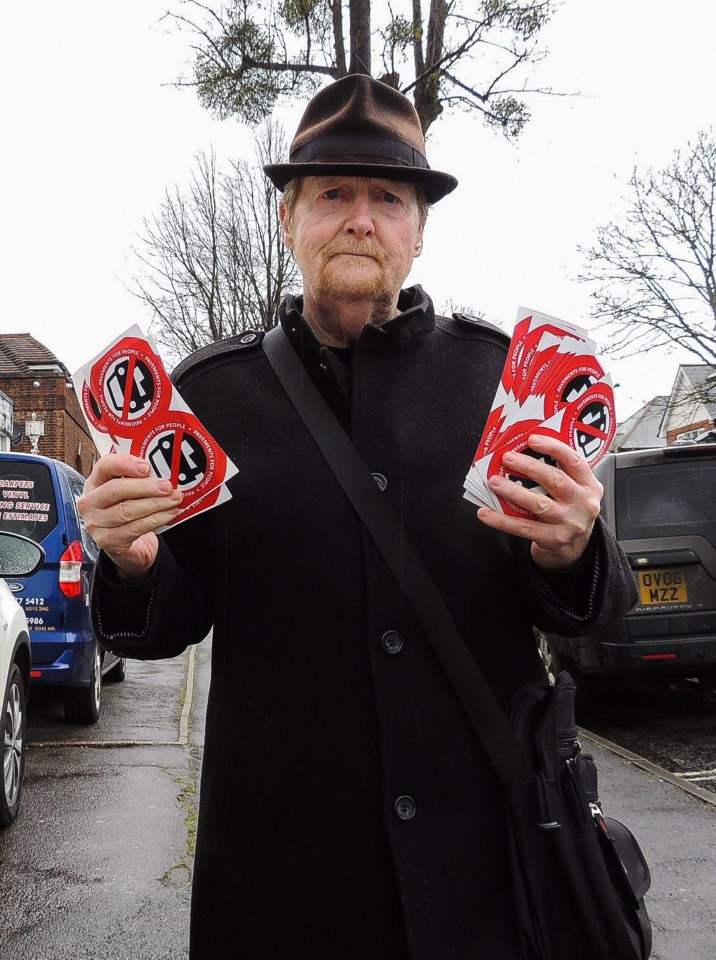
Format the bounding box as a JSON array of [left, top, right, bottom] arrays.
[[0, 452, 125, 723]]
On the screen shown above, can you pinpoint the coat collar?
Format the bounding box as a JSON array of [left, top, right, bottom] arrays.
[[278, 285, 436, 358]]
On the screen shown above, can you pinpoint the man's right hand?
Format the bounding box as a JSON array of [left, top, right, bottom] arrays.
[[78, 454, 183, 582]]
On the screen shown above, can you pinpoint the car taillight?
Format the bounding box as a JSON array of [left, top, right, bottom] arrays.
[[59, 540, 84, 598]]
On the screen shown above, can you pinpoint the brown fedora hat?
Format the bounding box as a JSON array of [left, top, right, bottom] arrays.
[[264, 74, 457, 204]]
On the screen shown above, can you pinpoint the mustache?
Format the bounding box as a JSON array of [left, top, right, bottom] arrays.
[[322, 239, 387, 264]]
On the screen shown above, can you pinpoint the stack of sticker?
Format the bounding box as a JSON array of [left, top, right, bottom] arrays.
[[73, 325, 237, 531], [463, 307, 616, 517]]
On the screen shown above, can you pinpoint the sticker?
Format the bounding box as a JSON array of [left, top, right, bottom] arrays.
[[91, 338, 170, 435], [484, 427, 562, 518], [559, 385, 615, 463], [131, 413, 226, 506], [464, 306, 614, 515], [542, 356, 605, 418], [81, 381, 113, 437]]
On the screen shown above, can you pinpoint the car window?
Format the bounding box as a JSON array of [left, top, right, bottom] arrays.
[[616, 459, 716, 544], [0, 460, 58, 542], [68, 473, 99, 560]]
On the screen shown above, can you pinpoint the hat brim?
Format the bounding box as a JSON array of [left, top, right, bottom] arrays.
[[263, 161, 458, 204]]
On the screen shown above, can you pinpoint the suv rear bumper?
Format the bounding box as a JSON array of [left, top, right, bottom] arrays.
[[595, 635, 716, 675], [30, 640, 96, 686]]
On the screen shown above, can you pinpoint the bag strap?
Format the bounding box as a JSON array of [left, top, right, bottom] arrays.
[[263, 325, 534, 790]]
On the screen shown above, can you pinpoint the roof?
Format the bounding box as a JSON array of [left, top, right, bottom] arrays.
[[0, 334, 71, 379], [670, 364, 716, 420], [614, 396, 668, 450]]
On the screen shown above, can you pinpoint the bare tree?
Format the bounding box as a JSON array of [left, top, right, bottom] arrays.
[[132, 121, 299, 363], [168, 0, 555, 136], [580, 131, 716, 366]]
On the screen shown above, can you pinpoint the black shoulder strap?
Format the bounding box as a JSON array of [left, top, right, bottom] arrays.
[[263, 325, 534, 790]]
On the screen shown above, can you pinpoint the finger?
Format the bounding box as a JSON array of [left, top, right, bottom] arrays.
[[477, 505, 553, 544], [92, 489, 184, 531], [478, 503, 594, 566], [110, 506, 184, 546], [84, 454, 151, 494], [89, 502, 183, 553], [499, 445, 597, 504], [526, 434, 595, 483], [87, 476, 179, 512], [487, 472, 558, 521], [498, 448, 579, 507]]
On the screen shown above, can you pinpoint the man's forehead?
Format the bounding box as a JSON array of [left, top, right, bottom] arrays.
[[300, 175, 417, 195]]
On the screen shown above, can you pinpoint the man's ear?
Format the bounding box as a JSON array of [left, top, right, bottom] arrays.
[[279, 204, 293, 249], [413, 228, 424, 258]]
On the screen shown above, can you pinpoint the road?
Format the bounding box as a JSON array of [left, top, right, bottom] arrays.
[[585, 679, 716, 795], [0, 638, 210, 960], [2, 645, 715, 959]]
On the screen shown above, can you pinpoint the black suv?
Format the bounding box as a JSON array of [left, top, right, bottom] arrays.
[[539, 444, 716, 690]]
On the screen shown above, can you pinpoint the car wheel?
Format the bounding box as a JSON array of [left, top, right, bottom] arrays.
[[536, 631, 569, 686], [536, 631, 601, 718], [64, 643, 102, 725], [105, 656, 126, 683], [1, 663, 27, 828]]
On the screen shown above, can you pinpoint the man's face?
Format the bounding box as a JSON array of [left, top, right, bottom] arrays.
[[280, 176, 423, 307]]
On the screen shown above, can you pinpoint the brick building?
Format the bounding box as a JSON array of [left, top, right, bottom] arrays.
[[0, 334, 98, 477]]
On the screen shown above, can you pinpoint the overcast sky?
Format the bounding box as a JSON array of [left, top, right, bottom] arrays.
[[2, 0, 714, 421]]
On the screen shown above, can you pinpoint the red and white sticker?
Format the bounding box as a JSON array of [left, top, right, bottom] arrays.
[[542, 356, 605, 418], [130, 413, 227, 507], [81, 381, 115, 438], [91, 337, 171, 436], [464, 307, 615, 514], [74, 324, 238, 530], [555, 383, 615, 464]]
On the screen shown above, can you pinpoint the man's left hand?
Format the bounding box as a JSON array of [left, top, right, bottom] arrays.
[[476, 434, 604, 570]]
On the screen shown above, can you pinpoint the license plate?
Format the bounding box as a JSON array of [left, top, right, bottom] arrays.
[[637, 568, 688, 605]]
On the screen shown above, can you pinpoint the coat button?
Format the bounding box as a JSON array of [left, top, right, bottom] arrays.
[[371, 472, 388, 491], [381, 630, 404, 655], [394, 796, 416, 821]]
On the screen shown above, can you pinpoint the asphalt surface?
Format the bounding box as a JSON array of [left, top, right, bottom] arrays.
[[1, 639, 714, 959], [580, 731, 716, 960], [586, 679, 716, 795], [0, 640, 210, 959]]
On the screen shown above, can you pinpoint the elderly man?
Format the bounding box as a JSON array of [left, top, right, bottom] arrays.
[[80, 75, 635, 960]]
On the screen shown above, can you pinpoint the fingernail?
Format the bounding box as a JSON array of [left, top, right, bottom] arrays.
[[158, 480, 173, 493], [137, 461, 151, 475], [502, 450, 517, 462], [529, 434, 544, 445], [170, 490, 183, 502]]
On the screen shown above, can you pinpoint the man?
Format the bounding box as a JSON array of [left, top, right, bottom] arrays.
[[80, 75, 636, 959]]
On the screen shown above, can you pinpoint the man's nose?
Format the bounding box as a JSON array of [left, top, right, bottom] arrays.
[[344, 196, 375, 236]]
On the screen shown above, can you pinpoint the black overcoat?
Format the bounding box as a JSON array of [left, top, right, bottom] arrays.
[[92, 287, 637, 960]]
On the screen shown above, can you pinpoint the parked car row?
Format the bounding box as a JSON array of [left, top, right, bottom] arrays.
[[538, 443, 716, 707], [1, 452, 126, 828]]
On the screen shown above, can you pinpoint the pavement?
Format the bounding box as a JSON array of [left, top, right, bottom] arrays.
[[580, 729, 716, 960], [4, 636, 712, 960]]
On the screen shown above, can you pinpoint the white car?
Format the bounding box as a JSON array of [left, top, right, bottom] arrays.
[[1, 530, 44, 827]]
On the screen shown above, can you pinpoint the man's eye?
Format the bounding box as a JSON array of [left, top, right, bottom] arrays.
[[382, 192, 399, 204], [323, 188, 342, 200]]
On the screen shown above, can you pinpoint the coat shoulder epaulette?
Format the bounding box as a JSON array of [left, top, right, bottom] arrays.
[[437, 312, 510, 344], [171, 329, 265, 384]]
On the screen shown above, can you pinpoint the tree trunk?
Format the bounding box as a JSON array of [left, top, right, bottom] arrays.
[[348, 0, 371, 75], [414, 0, 448, 133], [412, 0, 425, 77], [331, 0, 347, 77]]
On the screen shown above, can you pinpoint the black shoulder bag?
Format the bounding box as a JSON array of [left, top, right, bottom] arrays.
[[263, 325, 652, 960]]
